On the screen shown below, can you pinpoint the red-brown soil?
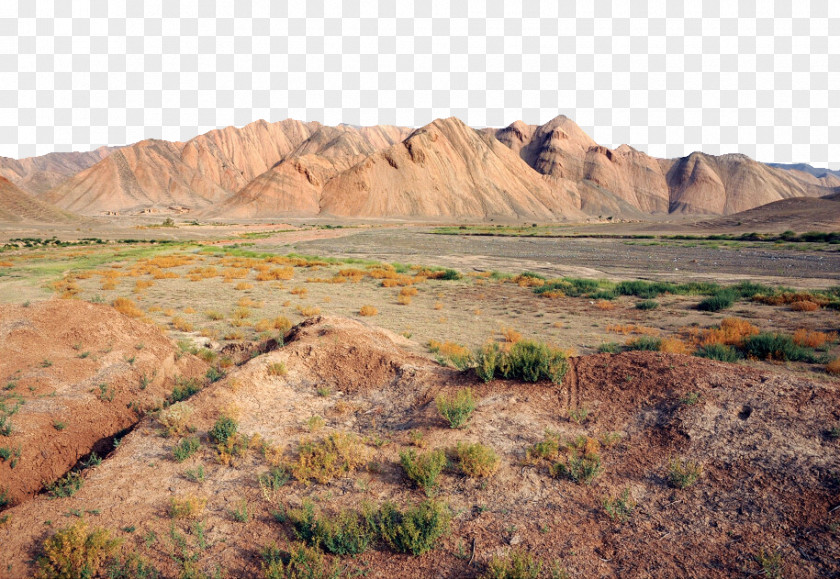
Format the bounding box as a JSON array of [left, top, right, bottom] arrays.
[[1, 313, 838, 578], [0, 300, 207, 504]]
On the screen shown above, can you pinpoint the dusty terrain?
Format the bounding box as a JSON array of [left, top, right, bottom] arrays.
[[0, 312, 838, 578]]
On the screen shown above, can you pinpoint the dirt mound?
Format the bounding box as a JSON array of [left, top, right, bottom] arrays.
[[0, 300, 207, 504], [1, 315, 837, 578], [696, 193, 840, 231], [0, 176, 80, 223]]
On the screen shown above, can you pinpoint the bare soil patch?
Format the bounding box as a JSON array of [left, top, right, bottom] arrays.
[[1, 313, 838, 578]]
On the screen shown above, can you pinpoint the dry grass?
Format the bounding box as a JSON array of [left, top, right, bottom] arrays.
[[359, 305, 378, 317], [500, 327, 522, 343], [791, 300, 820, 312], [234, 282, 253, 290], [690, 317, 759, 347], [273, 316, 292, 332], [793, 329, 836, 349], [607, 324, 659, 336], [290, 287, 309, 298], [254, 319, 272, 333], [112, 297, 143, 318], [658, 337, 692, 355], [297, 305, 321, 317], [172, 317, 194, 332]]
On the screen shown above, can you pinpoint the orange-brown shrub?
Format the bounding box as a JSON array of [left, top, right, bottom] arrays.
[[172, 317, 194, 332], [500, 327, 522, 343], [399, 287, 418, 297], [234, 282, 253, 290], [290, 287, 308, 298], [254, 319, 272, 333], [826, 358, 840, 375], [113, 297, 143, 318], [790, 300, 819, 312], [397, 294, 412, 305], [297, 306, 321, 317], [434, 302, 444, 310], [359, 305, 378, 316], [793, 329, 836, 349], [222, 267, 249, 281], [428, 340, 471, 359], [595, 299, 615, 310], [659, 338, 692, 355], [273, 316, 292, 332], [755, 292, 828, 306], [237, 297, 262, 308], [694, 317, 759, 347], [606, 324, 659, 336], [513, 275, 545, 288], [134, 280, 154, 292], [256, 267, 294, 281]]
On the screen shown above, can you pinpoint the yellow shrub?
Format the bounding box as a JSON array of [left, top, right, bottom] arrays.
[[397, 295, 412, 306], [169, 494, 207, 519], [359, 306, 378, 316], [35, 522, 120, 579], [274, 316, 292, 332], [113, 297, 143, 318], [172, 317, 194, 332], [234, 282, 253, 290]]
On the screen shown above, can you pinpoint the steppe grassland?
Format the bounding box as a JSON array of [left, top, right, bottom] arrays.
[[0, 240, 838, 373]]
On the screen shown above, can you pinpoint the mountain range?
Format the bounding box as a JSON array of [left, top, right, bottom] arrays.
[[1, 115, 837, 222]]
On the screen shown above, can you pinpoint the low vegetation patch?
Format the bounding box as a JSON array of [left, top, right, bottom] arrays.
[[400, 448, 447, 494], [286, 501, 375, 556], [374, 500, 451, 556], [290, 432, 370, 484], [455, 442, 499, 478], [35, 522, 120, 579], [474, 340, 568, 384], [482, 549, 543, 579], [552, 436, 603, 485], [668, 457, 703, 489], [436, 388, 476, 429]]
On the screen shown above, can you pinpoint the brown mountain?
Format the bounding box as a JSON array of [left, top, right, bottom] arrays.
[[0, 176, 78, 223], [44, 120, 320, 215], [487, 116, 837, 217], [212, 124, 412, 218], [23, 115, 840, 220], [0, 146, 118, 195]]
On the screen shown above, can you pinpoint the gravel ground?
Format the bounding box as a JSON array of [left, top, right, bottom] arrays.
[[287, 229, 840, 288]]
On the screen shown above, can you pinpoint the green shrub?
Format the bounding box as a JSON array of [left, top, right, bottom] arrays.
[[698, 290, 737, 312], [258, 466, 291, 493], [439, 269, 461, 280], [35, 522, 121, 579], [742, 332, 815, 362], [400, 449, 447, 494], [475, 342, 501, 382], [498, 340, 568, 384], [260, 541, 340, 579], [602, 488, 636, 522], [172, 437, 201, 463], [169, 377, 202, 403], [105, 552, 160, 579], [597, 342, 622, 354], [526, 431, 560, 462], [475, 340, 568, 384], [615, 280, 675, 299], [436, 388, 476, 428], [635, 300, 659, 310], [552, 437, 602, 485], [375, 500, 451, 555], [625, 336, 662, 351], [46, 471, 84, 499], [205, 367, 226, 383], [482, 548, 543, 579], [456, 442, 499, 478], [694, 343, 740, 362], [316, 510, 375, 556], [668, 457, 703, 489], [209, 416, 238, 446]]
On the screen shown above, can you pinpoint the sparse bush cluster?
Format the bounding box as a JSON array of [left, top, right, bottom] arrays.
[[475, 340, 568, 384]]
